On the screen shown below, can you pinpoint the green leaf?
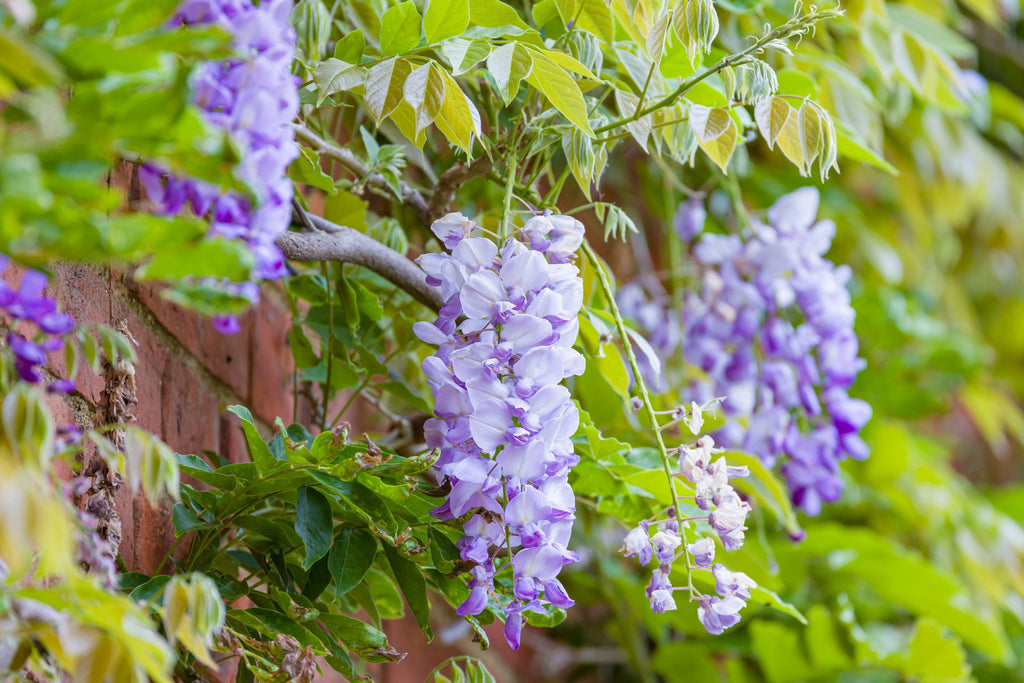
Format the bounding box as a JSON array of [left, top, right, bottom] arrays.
[[724, 450, 801, 536], [441, 38, 491, 75], [751, 585, 808, 626], [424, 0, 470, 43], [290, 146, 336, 193], [689, 105, 737, 172], [334, 28, 365, 63], [487, 42, 533, 105], [469, 0, 530, 29], [524, 49, 594, 136], [554, 0, 576, 25], [172, 503, 210, 535], [324, 190, 369, 231], [287, 272, 328, 304], [835, 126, 897, 174], [795, 523, 1010, 661], [749, 621, 815, 683], [296, 486, 334, 569], [883, 619, 970, 680], [380, 1, 423, 56], [646, 11, 671, 65], [533, 46, 598, 80], [798, 100, 823, 172], [137, 238, 253, 282], [435, 68, 482, 153], [804, 605, 853, 672], [329, 527, 378, 595], [403, 63, 446, 134], [313, 58, 367, 106], [576, 0, 615, 42], [754, 96, 791, 149], [229, 608, 324, 651], [594, 202, 639, 241], [382, 544, 433, 640], [227, 405, 284, 476], [317, 614, 403, 662], [365, 58, 413, 122]]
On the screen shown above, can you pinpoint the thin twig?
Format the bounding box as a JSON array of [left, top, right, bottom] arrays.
[[292, 123, 431, 224]]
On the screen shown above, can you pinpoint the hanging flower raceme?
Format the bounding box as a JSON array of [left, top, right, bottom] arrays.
[[140, 0, 299, 333], [620, 188, 871, 516], [620, 402, 756, 633], [0, 256, 76, 394], [415, 212, 586, 650]]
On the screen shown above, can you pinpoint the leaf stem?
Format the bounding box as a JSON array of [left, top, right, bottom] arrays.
[[593, 8, 840, 135], [499, 155, 518, 241], [580, 240, 698, 596]]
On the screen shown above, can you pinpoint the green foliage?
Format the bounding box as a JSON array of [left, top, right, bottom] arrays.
[[5, 0, 1024, 681]]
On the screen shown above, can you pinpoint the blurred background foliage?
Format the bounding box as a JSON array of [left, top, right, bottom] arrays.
[[549, 0, 1024, 680], [2, 0, 1024, 680]]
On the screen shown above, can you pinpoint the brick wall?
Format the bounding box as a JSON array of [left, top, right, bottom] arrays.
[[42, 260, 294, 575]]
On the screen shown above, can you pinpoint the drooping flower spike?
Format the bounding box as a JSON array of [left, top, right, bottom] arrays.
[[141, 0, 299, 333], [619, 188, 871, 516], [619, 401, 757, 635], [416, 211, 586, 650], [0, 256, 76, 394]]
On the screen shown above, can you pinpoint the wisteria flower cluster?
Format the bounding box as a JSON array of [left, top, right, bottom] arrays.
[[0, 256, 75, 394], [140, 0, 299, 333], [620, 404, 757, 633], [620, 189, 871, 516], [415, 211, 586, 649]]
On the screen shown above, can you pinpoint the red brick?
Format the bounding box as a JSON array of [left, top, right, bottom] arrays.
[[128, 496, 176, 575], [160, 353, 220, 457], [248, 290, 295, 424], [133, 281, 252, 400], [50, 262, 111, 405]]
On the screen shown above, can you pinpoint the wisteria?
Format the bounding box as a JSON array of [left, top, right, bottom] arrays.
[[620, 402, 756, 633], [0, 256, 75, 393], [415, 211, 586, 649], [140, 0, 299, 333], [0, 259, 118, 587], [619, 189, 871, 516]]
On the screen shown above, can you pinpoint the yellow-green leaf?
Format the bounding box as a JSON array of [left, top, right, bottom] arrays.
[[688, 104, 729, 143], [469, 0, 530, 29], [403, 63, 446, 133], [424, 0, 470, 43], [775, 107, 805, 171], [487, 42, 533, 105], [365, 58, 413, 122], [689, 105, 737, 172], [441, 37, 491, 75], [798, 100, 823, 173], [754, 96, 791, 149], [380, 1, 423, 56], [555, 0, 577, 25], [524, 49, 595, 136], [576, 0, 615, 41], [313, 58, 367, 106], [435, 68, 482, 153]]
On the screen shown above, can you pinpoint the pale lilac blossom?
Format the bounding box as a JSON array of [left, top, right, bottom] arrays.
[[141, 0, 299, 333], [416, 212, 585, 650], [619, 188, 871, 515]]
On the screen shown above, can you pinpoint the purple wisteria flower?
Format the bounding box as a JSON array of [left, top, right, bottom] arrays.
[[620, 188, 871, 516], [416, 211, 586, 650], [140, 0, 299, 334], [620, 403, 756, 634], [0, 256, 76, 393]]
